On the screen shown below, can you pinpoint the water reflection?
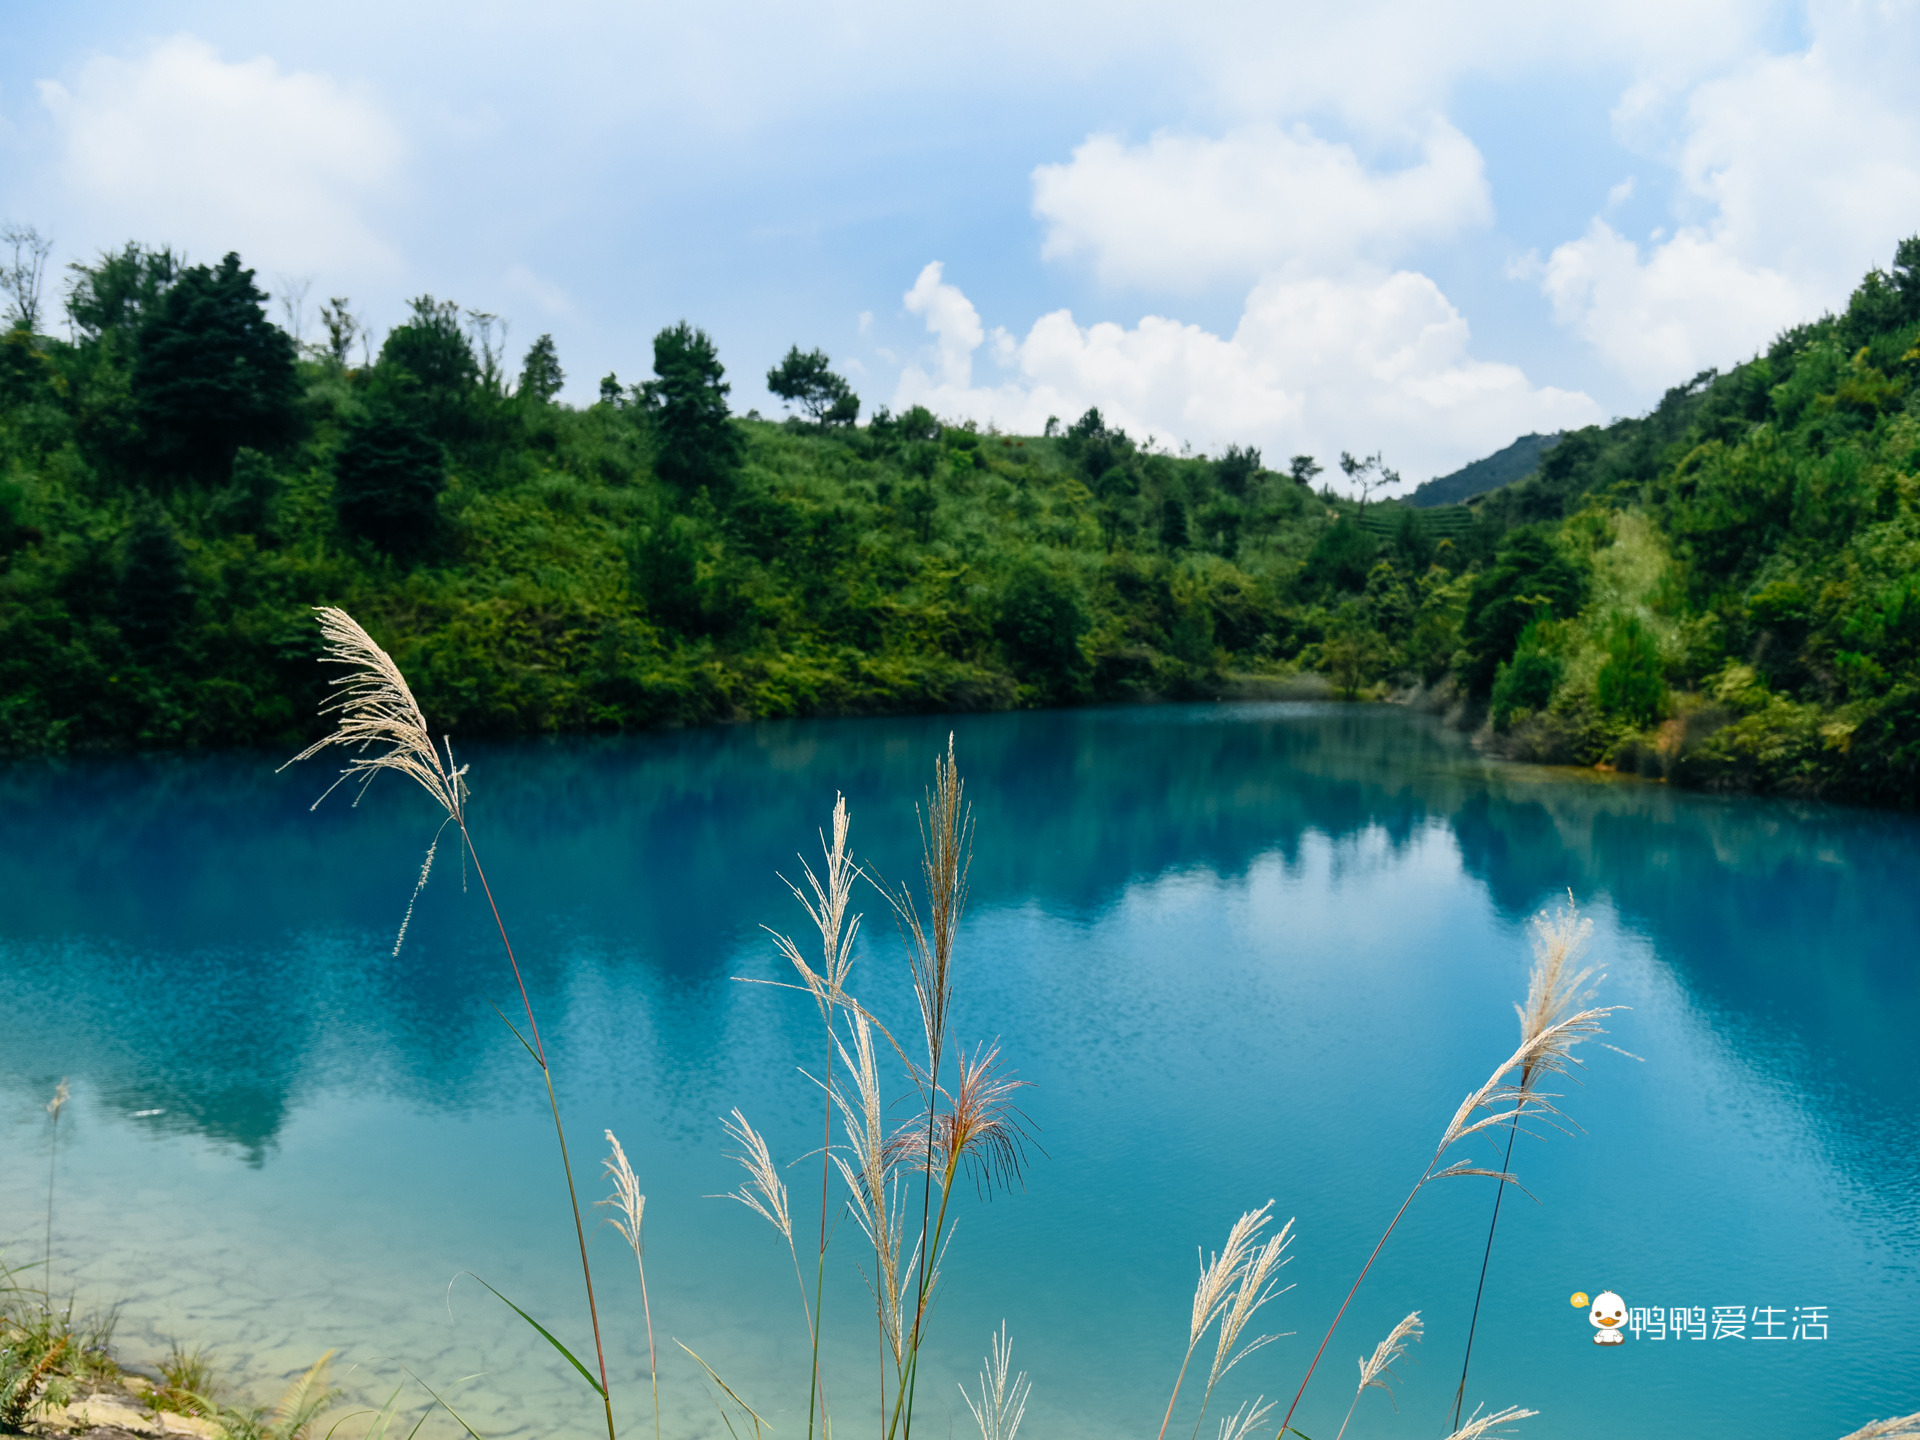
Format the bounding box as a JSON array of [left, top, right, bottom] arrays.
[[3, 703, 1916, 1167]]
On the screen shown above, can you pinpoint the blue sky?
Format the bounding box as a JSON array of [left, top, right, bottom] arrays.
[[4, 0, 1918, 484]]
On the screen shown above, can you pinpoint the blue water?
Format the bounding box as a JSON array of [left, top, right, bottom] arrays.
[[3, 704, 1917, 1440]]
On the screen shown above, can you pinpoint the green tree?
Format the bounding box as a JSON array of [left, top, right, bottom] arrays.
[[66, 243, 181, 342], [641, 322, 741, 493], [994, 564, 1089, 690], [118, 498, 192, 648], [377, 296, 478, 443], [1288, 455, 1323, 488], [130, 252, 299, 480], [1595, 613, 1667, 726], [519, 334, 565, 405], [1457, 527, 1587, 695], [1323, 604, 1384, 699], [1, 224, 54, 333], [766, 346, 859, 425], [1489, 621, 1563, 730], [1215, 444, 1261, 497], [628, 516, 707, 633], [333, 409, 446, 558], [318, 297, 362, 367], [208, 448, 279, 535], [1302, 517, 1377, 594], [0, 326, 51, 407]]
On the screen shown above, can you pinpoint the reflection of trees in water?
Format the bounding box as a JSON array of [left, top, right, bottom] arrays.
[[3, 706, 1916, 1156]]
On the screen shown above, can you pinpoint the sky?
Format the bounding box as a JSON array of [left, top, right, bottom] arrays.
[[4, 1, 1920, 485]]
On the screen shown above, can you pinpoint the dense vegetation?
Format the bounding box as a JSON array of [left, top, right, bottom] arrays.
[[4, 234, 1920, 803]]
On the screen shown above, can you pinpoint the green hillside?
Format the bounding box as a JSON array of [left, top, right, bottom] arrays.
[[4, 237, 1920, 805], [1407, 430, 1562, 507]]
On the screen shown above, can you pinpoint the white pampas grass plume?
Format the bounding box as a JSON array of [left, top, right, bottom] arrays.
[[960, 1324, 1030, 1440], [1445, 1404, 1537, 1439], [279, 606, 468, 822]]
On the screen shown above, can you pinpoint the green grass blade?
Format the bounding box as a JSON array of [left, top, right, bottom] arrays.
[[462, 1273, 606, 1398], [487, 1002, 542, 1067], [403, 1369, 487, 1440], [675, 1340, 772, 1433]]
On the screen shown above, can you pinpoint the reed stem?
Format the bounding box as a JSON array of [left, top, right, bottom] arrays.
[[1275, 1181, 1420, 1440], [808, 1033, 835, 1440], [463, 826, 616, 1440], [1447, 1113, 1522, 1432]]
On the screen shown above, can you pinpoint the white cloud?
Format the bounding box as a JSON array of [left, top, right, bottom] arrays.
[[902, 262, 985, 387], [1538, 10, 1920, 391], [37, 35, 403, 276], [893, 265, 1597, 482], [1032, 118, 1491, 291], [1536, 221, 1806, 390]]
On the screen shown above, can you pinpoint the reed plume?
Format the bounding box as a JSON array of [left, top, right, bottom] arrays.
[[1276, 948, 1617, 1440], [905, 1041, 1033, 1198], [1446, 895, 1597, 1432], [1838, 1413, 1920, 1439], [1333, 1312, 1420, 1440], [281, 606, 614, 1440], [601, 1131, 659, 1440], [1156, 1204, 1291, 1440], [1444, 1403, 1536, 1439], [716, 1108, 817, 1342], [718, 1108, 795, 1245], [1214, 1396, 1275, 1440], [762, 794, 863, 1440], [885, 737, 974, 1440], [829, 1010, 912, 1405], [960, 1324, 1029, 1440]]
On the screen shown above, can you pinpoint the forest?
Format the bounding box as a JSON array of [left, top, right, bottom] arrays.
[[2, 232, 1919, 805]]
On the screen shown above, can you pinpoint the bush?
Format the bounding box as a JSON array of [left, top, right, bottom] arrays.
[[1595, 613, 1667, 726], [1489, 622, 1563, 731]]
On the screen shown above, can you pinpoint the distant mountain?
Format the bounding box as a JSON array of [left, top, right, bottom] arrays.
[[1407, 431, 1563, 508]]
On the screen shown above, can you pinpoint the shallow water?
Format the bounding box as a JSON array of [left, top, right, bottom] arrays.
[[3, 704, 1916, 1440]]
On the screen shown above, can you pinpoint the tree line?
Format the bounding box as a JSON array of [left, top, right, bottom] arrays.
[[5, 229, 1920, 804]]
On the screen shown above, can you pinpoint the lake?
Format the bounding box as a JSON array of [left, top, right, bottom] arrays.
[[3, 703, 1917, 1440]]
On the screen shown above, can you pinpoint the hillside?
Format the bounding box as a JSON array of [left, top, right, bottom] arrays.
[[4, 237, 1920, 805], [1407, 431, 1562, 507]]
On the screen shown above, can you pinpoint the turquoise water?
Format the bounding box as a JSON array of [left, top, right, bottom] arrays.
[[3, 703, 1917, 1440]]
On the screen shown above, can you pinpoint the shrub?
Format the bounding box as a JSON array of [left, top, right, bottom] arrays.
[[1595, 613, 1667, 727]]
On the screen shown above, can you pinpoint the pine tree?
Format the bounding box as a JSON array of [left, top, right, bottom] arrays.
[[130, 253, 298, 482], [519, 334, 565, 404], [641, 322, 741, 493]]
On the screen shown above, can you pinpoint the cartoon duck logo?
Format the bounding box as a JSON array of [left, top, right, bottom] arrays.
[[1589, 1290, 1627, 1345]]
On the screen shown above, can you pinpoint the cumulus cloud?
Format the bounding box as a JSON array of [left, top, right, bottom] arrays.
[[893, 264, 1598, 483], [902, 262, 985, 387], [1537, 11, 1920, 392], [38, 35, 403, 275], [1535, 221, 1806, 390], [1032, 118, 1491, 291]]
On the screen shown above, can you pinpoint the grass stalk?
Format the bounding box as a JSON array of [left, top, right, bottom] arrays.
[[884, 739, 971, 1440], [43, 1079, 68, 1311], [1446, 896, 1598, 1433], [603, 1131, 659, 1440], [281, 606, 615, 1440], [1275, 990, 1614, 1440], [463, 827, 617, 1440]]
